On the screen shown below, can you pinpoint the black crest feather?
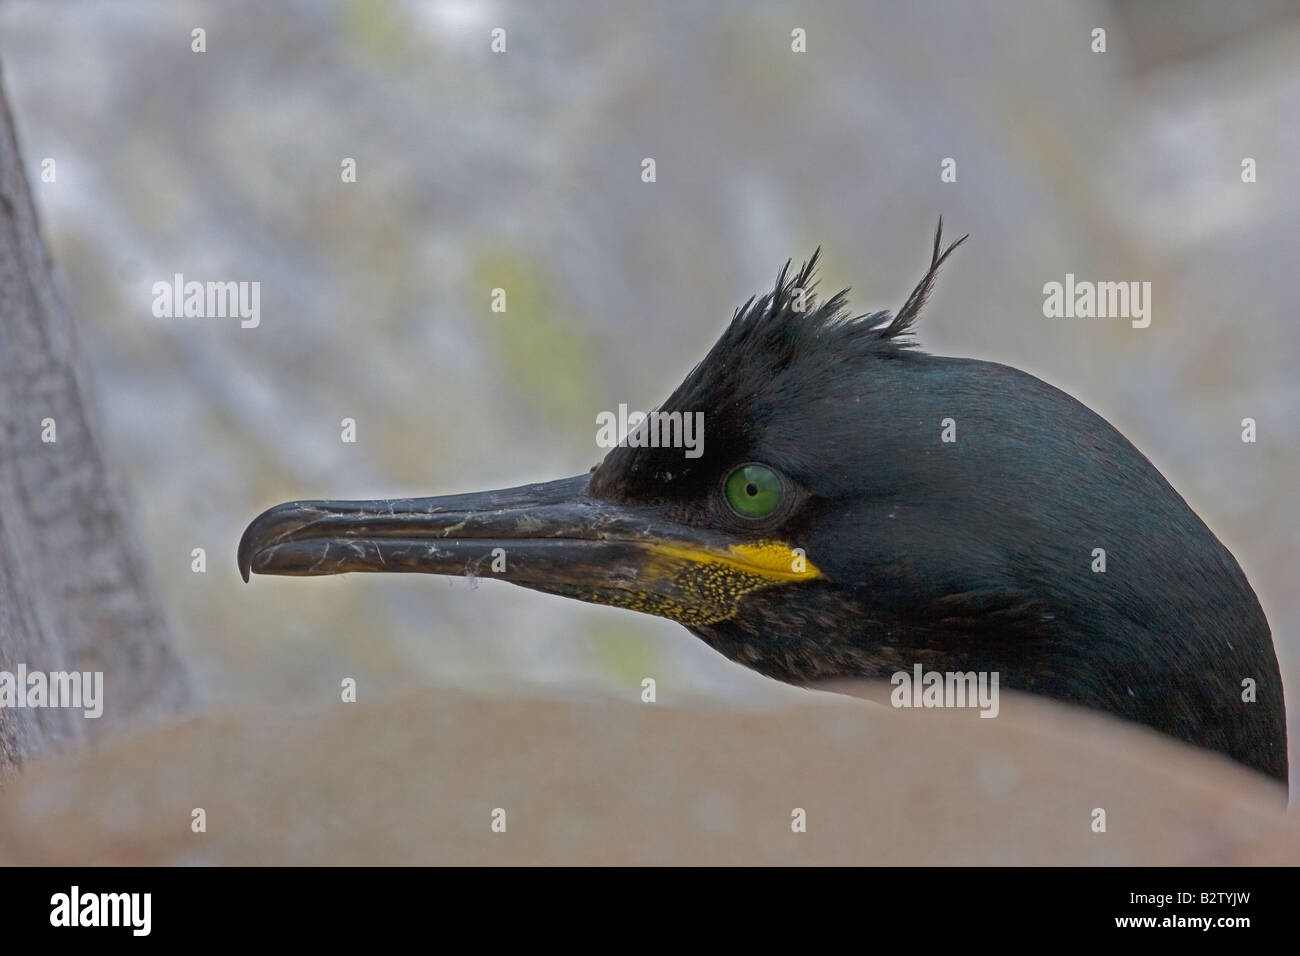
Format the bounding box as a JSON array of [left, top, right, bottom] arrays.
[[648, 219, 971, 437], [882, 217, 968, 339], [729, 217, 967, 356], [592, 220, 968, 499]]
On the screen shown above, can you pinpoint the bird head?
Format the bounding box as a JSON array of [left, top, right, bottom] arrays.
[[239, 222, 1287, 782]]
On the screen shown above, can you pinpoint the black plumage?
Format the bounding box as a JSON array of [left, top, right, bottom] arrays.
[[240, 223, 1288, 783]]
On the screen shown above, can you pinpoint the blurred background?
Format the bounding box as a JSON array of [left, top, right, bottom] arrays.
[[1, 0, 1296, 763]]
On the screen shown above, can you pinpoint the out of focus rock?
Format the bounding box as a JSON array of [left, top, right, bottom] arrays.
[[0, 688, 1293, 865]]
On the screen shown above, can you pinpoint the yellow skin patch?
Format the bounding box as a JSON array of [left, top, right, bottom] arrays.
[[647, 540, 820, 582], [579, 540, 821, 627]]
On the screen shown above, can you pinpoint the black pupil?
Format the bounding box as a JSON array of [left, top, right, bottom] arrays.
[[745, 482, 759, 497]]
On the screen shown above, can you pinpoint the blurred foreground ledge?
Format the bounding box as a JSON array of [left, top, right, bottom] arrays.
[[0, 686, 1293, 865]]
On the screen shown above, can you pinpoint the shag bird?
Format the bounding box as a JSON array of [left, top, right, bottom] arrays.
[[239, 223, 1288, 784]]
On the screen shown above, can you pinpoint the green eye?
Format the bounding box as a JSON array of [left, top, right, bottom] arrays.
[[724, 464, 783, 518]]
